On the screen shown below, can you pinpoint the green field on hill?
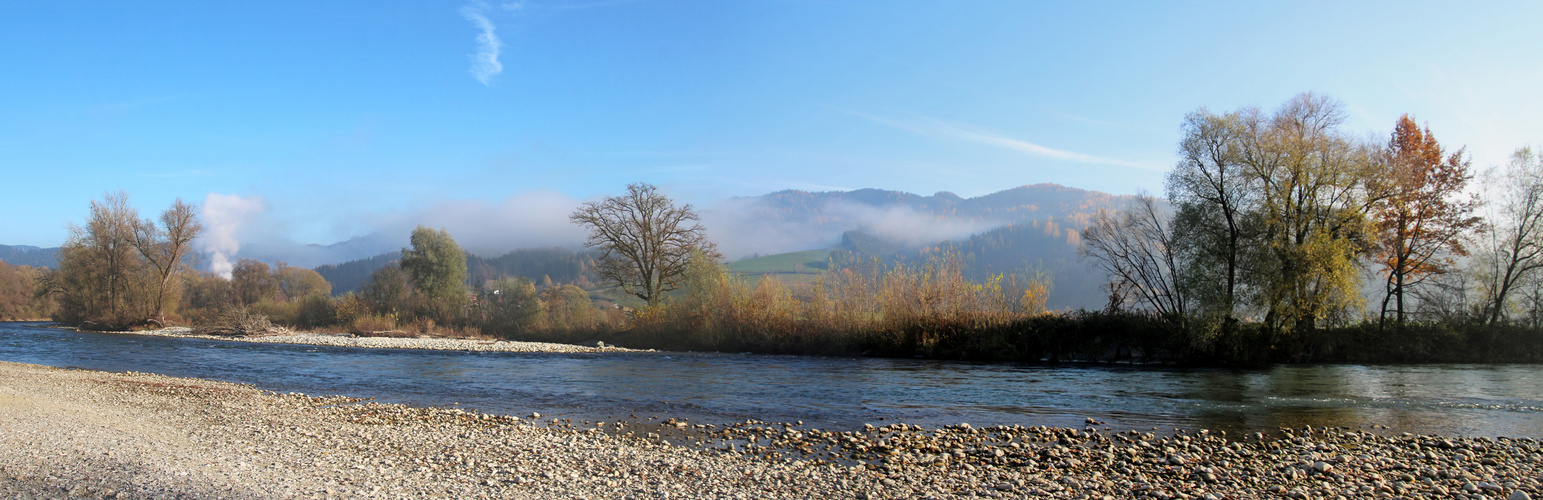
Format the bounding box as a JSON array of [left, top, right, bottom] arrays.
[[728, 249, 830, 275]]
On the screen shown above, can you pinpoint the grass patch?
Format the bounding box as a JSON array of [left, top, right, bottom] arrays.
[[728, 249, 830, 274]]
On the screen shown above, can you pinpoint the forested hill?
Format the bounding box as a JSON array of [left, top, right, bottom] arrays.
[[834, 221, 1106, 310], [466, 248, 598, 290], [314, 247, 599, 296], [0, 245, 58, 268], [312, 253, 399, 296]]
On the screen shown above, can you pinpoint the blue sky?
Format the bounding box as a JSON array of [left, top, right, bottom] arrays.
[[3, 1, 1541, 253]]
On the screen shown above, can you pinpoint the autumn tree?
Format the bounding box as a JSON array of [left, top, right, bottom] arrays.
[[540, 284, 593, 330], [1240, 94, 1382, 332], [1477, 147, 1543, 324], [231, 259, 278, 306], [570, 183, 721, 306], [181, 272, 236, 311], [275, 263, 332, 300], [0, 261, 53, 320], [1370, 115, 1481, 329], [133, 198, 203, 324], [479, 277, 540, 336], [400, 226, 468, 322]]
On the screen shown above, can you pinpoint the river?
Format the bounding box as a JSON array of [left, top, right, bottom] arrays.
[[2, 322, 1539, 437]]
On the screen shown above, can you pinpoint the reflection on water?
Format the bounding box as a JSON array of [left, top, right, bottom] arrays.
[[1, 322, 1539, 437]]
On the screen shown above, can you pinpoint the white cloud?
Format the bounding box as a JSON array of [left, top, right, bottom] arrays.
[[461, 1, 505, 85], [850, 111, 1165, 172], [197, 193, 268, 279]]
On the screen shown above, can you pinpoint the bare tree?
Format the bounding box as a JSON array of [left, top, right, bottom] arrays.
[[133, 198, 203, 324], [1477, 147, 1543, 324], [570, 183, 720, 306], [41, 190, 149, 328], [1080, 194, 1187, 320]]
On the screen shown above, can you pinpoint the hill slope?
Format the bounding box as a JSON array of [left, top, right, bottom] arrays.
[[0, 245, 58, 268]]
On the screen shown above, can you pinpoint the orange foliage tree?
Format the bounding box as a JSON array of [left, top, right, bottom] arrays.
[[1372, 115, 1481, 328]]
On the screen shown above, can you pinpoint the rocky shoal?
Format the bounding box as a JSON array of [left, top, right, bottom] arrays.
[[115, 326, 637, 354], [0, 360, 1539, 499]]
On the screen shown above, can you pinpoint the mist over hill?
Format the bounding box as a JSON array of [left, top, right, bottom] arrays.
[[702, 183, 1131, 260], [5, 184, 1128, 308]]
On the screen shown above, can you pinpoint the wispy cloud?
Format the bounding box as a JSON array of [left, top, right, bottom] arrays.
[[850, 111, 1164, 172], [461, 1, 508, 85]]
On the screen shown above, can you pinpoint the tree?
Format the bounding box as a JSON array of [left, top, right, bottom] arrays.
[[1240, 94, 1382, 332], [0, 260, 53, 320], [41, 191, 155, 327], [276, 263, 332, 300], [1477, 147, 1543, 324], [1168, 109, 1254, 321], [359, 264, 411, 315], [540, 284, 593, 330], [1080, 194, 1187, 320], [231, 259, 277, 306], [1370, 115, 1480, 329], [400, 226, 468, 321], [569, 183, 721, 306], [481, 277, 540, 336], [133, 198, 203, 323]]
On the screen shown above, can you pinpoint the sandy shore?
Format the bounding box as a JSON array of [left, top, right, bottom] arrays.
[[112, 326, 641, 354], [1, 361, 1540, 499]]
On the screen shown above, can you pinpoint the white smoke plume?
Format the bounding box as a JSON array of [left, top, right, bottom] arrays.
[[197, 193, 268, 279]]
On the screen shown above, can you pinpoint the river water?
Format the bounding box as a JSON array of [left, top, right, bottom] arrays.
[[2, 322, 1540, 437]]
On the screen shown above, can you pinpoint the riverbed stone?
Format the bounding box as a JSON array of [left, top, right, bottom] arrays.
[[4, 358, 1543, 500]]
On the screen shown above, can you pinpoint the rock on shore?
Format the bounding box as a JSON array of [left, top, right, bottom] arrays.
[[1, 360, 1540, 499]]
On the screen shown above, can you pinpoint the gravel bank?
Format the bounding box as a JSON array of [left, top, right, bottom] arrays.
[[2, 361, 1541, 499], [117, 326, 639, 354]]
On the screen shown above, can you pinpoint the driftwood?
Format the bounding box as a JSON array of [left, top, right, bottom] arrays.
[[193, 308, 289, 337], [361, 330, 416, 338]]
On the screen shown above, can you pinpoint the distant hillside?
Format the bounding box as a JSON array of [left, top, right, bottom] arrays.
[[313, 253, 399, 296], [467, 247, 598, 290], [929, 222, 1104, 310], [238, 232, 402, 271], [831, 222, 1106, 311], [0, 245, 59, 268], [728, 249, 830, 275], [314, 247, 599, 295]]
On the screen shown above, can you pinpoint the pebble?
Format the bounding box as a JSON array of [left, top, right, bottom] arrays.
[[3, 359, 1542, 499]]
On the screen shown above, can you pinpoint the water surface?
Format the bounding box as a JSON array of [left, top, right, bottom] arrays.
[[2, 322, 1539, 437]]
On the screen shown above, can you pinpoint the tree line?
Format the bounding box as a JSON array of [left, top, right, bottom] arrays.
[[18, 94, 1543, 364], [1081, 93, 1543, 362]]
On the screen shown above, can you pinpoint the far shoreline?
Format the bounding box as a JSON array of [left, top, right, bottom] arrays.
[[22, 321, 649, 355]]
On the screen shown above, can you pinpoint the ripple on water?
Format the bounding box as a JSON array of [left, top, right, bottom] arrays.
[[1, 321, 1540, 437]]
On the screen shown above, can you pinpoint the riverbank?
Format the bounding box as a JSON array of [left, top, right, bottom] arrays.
[[1, 361, 1539, 499], [100, 326, 643, 354]]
